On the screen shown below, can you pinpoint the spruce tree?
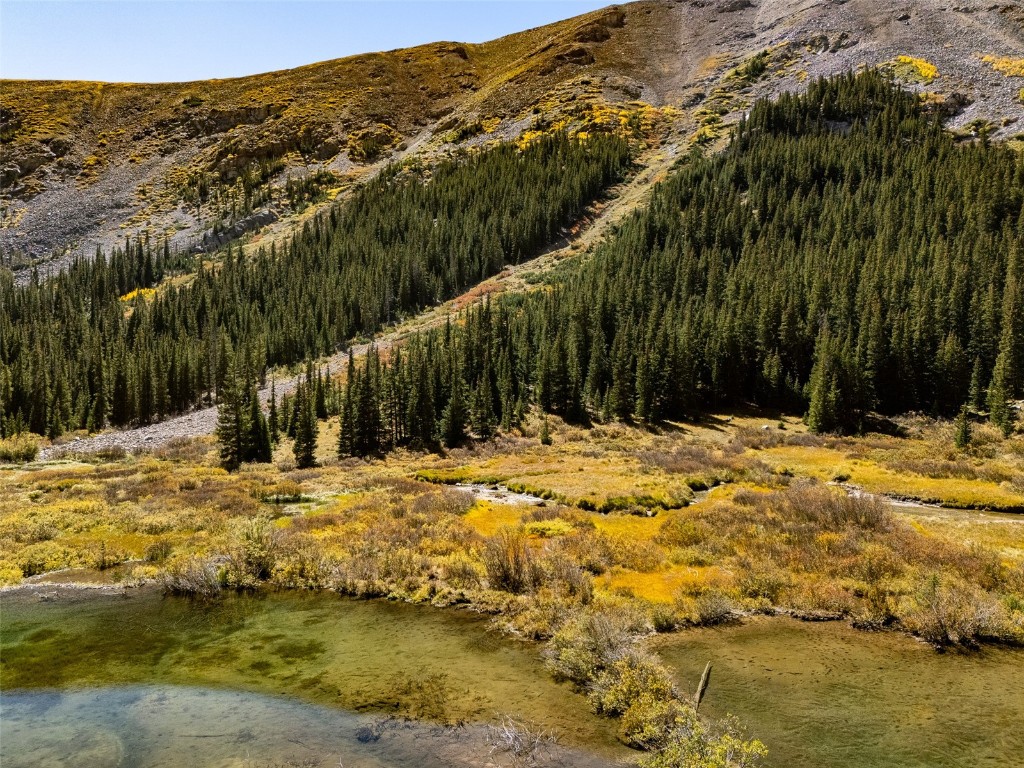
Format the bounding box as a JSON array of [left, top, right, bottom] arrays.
[[268, 380, 279, 444], [440, 379, 467, 448], [292, 383, 318, 468], [954, 404, 972, 449], [216, 364, 247, 472], [471, 379, 496, 439], [245, 388, 272, 463], [988, 357, 1016, 438], [806, 331, 840, 434]]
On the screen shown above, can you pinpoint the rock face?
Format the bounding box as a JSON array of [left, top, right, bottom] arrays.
[[197, 209, 278, 253], [2, 0, 1023, 273]]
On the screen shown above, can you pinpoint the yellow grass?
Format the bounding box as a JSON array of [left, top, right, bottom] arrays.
[[464, 500, 523, 538], [2, 410, 1021, 652], [600, 565, 725, 603], [755, 444, 1024, 511]]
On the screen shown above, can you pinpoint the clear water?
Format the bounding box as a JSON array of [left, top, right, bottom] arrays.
[[0, 685, 612, 768], [651, 616, 1024, 768], [6, 589, 1023, 768], [0, 588, 622, 766]]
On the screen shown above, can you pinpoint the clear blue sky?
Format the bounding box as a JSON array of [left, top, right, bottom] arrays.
[[0, 1, 612, 82]]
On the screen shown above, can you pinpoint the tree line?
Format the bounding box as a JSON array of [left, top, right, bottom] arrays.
[[0, 132, 630, 439], [326, 71, 1022, 455]]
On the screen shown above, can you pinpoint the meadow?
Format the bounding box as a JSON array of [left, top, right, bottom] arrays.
[[3, 409, 1023, 759]]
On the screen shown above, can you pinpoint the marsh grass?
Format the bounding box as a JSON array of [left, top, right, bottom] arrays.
[[3, 414, 1022, 644]]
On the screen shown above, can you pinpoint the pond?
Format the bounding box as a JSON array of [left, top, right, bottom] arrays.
[[5, 588, 1023, 767], [0, 588, 622, 767], [651, 616, 1024, 768]]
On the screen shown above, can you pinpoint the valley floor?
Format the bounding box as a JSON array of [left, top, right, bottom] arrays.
[[4, 410, 1023, 641], [3, 408, 1023, 765]]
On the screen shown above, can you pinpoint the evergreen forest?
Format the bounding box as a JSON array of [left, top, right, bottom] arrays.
[[2, 72, 1022, 452], [334, 71, 1024, 454], [0, 133, 630, 437]]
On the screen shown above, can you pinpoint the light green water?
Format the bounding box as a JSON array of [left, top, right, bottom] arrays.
[[0, 685, 607, 768], [6, 589, 1023, 768], [651, 616, 1024, 768], [0, 588, 623, 766]]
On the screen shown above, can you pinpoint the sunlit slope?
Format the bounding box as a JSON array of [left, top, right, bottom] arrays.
[[2, 0, 1023, 266]]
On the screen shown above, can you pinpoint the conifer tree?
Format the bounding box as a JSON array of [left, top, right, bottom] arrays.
[[440, 378, 467, 448], [245, 387, 272, 463], [806, 330, 840, 434], [268, 380, 279, 444], [471, 379, 496, 439], [292, 383, 318, 468], [988, 357, 1016, 438], [954, 404, 972, 449], [539, 414, 552, 446], [216, 363, 247, 472]]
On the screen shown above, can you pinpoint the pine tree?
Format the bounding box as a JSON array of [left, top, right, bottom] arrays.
[[268, 380, 279, 444], [954, 404, 972, 449], [440, 378, 467, 448], [216, 363, 247, 472], [292, 383, 318, 468], [338, 378, 355, 458], [471, 379, 496, 439], [244, 388, 272, 463], [806, 329, 840, 434], [988, 356, 1016, 438], [352, 371, 382, 455], [969, 357, 986, 411]]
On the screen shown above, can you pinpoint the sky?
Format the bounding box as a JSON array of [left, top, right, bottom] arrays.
[[0, 0, 611, 83]]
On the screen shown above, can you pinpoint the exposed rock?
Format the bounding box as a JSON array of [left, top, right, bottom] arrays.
[[197, 208, 278, 253]]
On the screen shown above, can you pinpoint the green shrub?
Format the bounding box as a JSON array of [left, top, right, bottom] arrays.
[[621, 693, 685, 750], [591, 649, 675, 716], [546, 610, 633, 685], [0, 434, 39, 463], [900, 573, 1013, 646], [640, 714, 767, 768], [224, 515, 280, 586]]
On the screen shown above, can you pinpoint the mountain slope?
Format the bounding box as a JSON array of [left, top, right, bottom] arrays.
[[2, 0, 1023, 271]]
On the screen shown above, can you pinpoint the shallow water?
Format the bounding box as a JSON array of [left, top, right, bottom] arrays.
[[651, 616, 1024, 768], [0, 685, 613, 768], [0, 589, 623, 765]]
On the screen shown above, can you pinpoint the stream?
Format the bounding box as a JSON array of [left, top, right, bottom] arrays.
[[0, 588, 621, 767], [651, 616, 1024, 768], [3, 588, 1024, 767]]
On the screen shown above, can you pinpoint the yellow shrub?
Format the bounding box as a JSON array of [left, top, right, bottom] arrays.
[[120, 287, 157, 302], [525, 519, 574, 538], [0, 559, 23, 585], [981, 55, 1024, 77], [894, 55, 938, 82]]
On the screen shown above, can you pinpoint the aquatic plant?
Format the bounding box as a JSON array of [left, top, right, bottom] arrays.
[[487, 716, 559, 768]]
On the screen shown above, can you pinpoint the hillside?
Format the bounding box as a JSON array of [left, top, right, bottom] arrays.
[[2, 0, 1023, 272]]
